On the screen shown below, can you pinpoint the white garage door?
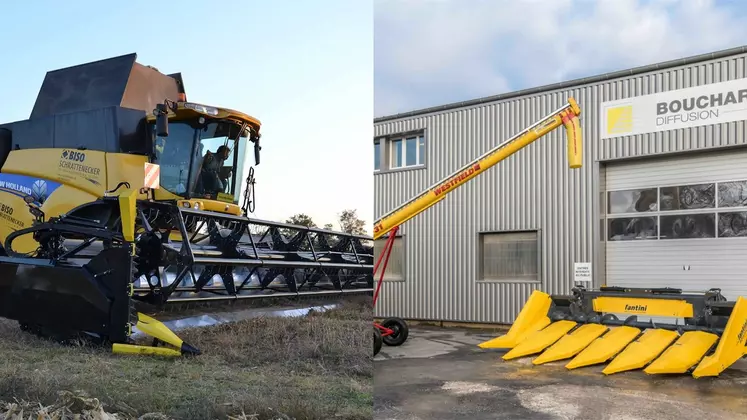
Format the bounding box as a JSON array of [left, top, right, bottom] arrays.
[[604, 148, 747, 301]]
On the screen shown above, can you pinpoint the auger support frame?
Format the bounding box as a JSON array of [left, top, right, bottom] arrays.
[[479, 286, 747, 378]]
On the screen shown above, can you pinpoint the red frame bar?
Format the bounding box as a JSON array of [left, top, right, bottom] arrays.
[[373, 225, 399, 308], [373, 225, 399, 337]]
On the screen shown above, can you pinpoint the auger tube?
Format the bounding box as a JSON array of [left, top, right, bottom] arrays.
[[372, 98, 582, 240]]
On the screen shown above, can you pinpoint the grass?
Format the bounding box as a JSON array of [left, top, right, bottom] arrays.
[[0, 296, 373, 420]]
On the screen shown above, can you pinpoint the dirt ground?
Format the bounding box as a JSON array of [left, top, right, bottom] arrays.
[[374, 325, 747, 420], [0, 296, 373, 420]]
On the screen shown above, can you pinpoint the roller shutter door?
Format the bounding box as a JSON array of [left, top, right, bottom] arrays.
[[604, 148, 747, 301]]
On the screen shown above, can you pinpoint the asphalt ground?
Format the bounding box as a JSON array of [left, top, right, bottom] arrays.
[[374, 325, 747, 420]]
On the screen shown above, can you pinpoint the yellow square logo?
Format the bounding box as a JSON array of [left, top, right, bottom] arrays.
[[606, 105, 633, 135]]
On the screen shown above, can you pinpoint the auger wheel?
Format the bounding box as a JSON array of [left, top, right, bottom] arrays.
[[380, 317, 409, 347]]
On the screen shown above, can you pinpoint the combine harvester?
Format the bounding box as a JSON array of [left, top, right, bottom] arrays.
[[0, 54, 373, 357], [373, 98, 583, 355]]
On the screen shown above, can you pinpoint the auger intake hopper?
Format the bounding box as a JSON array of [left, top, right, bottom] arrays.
[[480, 286, 747, 378]]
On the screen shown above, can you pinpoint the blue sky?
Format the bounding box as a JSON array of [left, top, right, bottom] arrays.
[[0, 1, 373, 231], [375, 0, 747, 117]]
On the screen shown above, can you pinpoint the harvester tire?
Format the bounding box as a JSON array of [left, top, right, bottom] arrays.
[[374, 327, 383, 356], [381, 317, 409, 347]]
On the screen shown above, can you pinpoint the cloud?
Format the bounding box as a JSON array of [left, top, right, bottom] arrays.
[[374, 0, 747, 117]]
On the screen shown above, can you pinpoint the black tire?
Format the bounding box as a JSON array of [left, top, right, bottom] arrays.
[[381, 317, 409, 347], [373, 327, 383, 356]]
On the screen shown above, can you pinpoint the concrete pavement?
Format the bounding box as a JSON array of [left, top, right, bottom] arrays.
[[374, 325, 747, 420]]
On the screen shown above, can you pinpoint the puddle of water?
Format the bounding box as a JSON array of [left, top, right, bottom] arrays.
[[131, 304, 338, 338]]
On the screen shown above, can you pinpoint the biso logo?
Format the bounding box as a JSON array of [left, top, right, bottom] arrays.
[[606, 105, 633, 136], [61, 149, 86, 162]]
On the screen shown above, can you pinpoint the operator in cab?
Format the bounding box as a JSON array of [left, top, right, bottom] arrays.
[[200, 145, 232, 197]]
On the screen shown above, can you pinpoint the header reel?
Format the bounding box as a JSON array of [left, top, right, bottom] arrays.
[[479, 286, 747, 378]]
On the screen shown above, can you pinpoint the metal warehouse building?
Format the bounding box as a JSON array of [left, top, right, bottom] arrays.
[[373, 45, 747, 325]]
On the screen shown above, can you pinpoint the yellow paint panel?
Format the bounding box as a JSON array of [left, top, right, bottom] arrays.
[[566, 326, 640, 370], [217, 192, 234, 203], [118, 189, 138, 242], [135, 312, 184, 349], [602, 329, 679, 375], [106, 153, 148, 199], [502, 320, 577, 360], [478, 290, 553, 349], [0, 184, 98, 255], [112, 343, 182, 357], [533, 323, 608, 365], [644, 331, 719, 375], [592, 296, 694, 318], [692, 296, 747, 378], [176, 199, 243, 216], [563, 113, 583, 169], [3, 149, 106, 197], [0, 189, 36, 254]]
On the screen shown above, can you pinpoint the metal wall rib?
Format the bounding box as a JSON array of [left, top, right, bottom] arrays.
[[374, 51, 747, 324]]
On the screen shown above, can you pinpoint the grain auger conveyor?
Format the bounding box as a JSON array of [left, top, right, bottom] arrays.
[[478, 286, 747, 378], [373, 98, 583, 355], [0, 54, 373, 357]]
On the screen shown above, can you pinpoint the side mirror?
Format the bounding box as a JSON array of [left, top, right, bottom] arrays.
[[156, 103, 169, 137], [254, 138, 261, 166]]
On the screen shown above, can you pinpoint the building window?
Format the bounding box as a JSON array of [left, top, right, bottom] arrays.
[[659, 183, 715, 211], [374, 140, 381, 172], [374, 236, 404, 281], [718, 211, 747, 237], [390, 135, 425, 169], [605, 179, 747, 241], [478, 231, 539, 282], [718, 180, 747, 207], [608, 188, 658, 214]]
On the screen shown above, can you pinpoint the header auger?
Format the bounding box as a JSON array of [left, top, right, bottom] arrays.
[[0, 54, 373, 357], [479, 286, 747, 378], [373, 98, 583, 355]]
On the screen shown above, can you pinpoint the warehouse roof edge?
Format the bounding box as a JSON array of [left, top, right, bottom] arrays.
[[374, 44, 747, 124]]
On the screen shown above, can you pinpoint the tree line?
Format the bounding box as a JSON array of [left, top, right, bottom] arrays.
[[286, 209, 367, 235]]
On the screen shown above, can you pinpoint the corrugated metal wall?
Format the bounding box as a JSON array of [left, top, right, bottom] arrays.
[[373, 51, 747, 324]]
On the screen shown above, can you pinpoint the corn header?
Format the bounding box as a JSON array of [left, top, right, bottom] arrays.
[[0, 54, 373, 356], [479, 286, 747, 377]]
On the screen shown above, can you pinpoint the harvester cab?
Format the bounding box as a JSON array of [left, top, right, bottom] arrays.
[[149, 96, 262, 215], [0, 53, 374, 357]]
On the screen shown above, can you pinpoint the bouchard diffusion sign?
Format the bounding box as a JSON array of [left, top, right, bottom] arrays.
[[600, 77, 747, 139]]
